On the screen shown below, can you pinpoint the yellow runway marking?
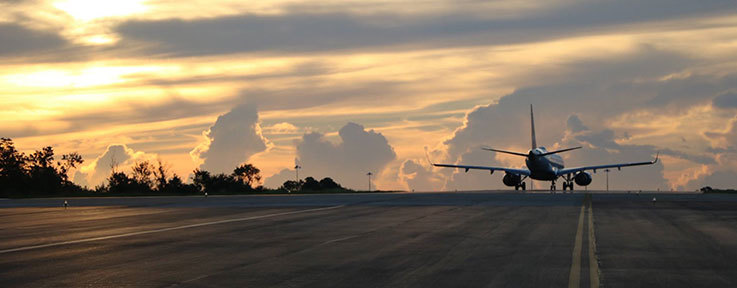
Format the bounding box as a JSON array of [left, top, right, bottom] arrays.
[[568, 200, 586, 288], [569, 194, 600, 288]]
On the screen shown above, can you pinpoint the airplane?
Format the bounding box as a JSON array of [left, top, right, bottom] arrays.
[[429, 105, 658, 191]]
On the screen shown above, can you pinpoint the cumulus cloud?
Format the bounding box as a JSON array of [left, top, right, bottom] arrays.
[[73, 144, 155, 187], [264, 122, 396, 189], [399, 159, 445, 192], [561, 123, 667, 190], [263, 159, 299, 189], [690, 117, 737, 189], [190, 102, 269, 174]]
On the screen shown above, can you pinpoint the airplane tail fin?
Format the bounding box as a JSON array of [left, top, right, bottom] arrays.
[[530, 104, 537, 149]]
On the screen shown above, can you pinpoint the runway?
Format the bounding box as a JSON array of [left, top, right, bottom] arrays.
[[1, 192, 736, 287]]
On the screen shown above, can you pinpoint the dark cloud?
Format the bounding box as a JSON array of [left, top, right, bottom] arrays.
[[0, 23, 66, 57], [566, 115, 589, 133], [132, 61, 333, 87], [575, 129, 619, 149], [239, 81, 404, 111], [0, 126, 40, 138], [114, 1, 736, 57], [273, 122, 396, 189], [191, 102, 268, 174], [60, 96, 236, 131], [712, 91, 737, 109]]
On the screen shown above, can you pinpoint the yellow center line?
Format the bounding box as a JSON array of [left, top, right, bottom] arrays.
[[588, 195, 600, 288], [568, 198, 586, 288]]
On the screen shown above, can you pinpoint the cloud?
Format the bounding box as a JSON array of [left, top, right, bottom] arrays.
[[399, 159, 445, 192], [61, 96, 234, 129], [74, 144, 155, 187], [265, 122, 396, 189], [696, 118, 737, 189], [0, 23, 66, 57], [263, 164, 298, 189], [683, 151, 737, 190], [262, 122, 299, 135], [566, 114, 589, 133], [712, 91, 737, 109], [442, 146, 513, 191], [113, 1, 736, 57], [190, 102, 269, 174]]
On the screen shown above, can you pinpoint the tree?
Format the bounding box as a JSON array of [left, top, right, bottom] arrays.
[[57, 152, 83, 183], [0, 138, 25, 175], [232, 163, 261, 189], [131, 160, 154, 190], [106, 171, 137, 194], [302, 177, 321, 191], [27, 146, 64, 195], [192, 169, 211, 193], [0, 138, 28, 196], [28, 146, 54, 169], [280, 180, 302, 192], [319, 177, 341, 190], [153, 159, 169, 192]]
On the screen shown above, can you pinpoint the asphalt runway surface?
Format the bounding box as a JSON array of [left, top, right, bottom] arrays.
[[1, 191, 736, 287]]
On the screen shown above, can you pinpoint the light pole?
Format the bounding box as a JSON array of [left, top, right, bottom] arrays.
[[605, 169, 610, 192], [295, 165, 301, 182], [367, 172, 373, 192]]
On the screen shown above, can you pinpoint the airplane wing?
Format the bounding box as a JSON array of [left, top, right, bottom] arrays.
[[556, 153, 659, 176], [425, 147, 530, 175], [432, 163, 531, 176]]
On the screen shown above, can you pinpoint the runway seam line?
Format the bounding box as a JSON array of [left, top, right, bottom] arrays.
[[588, 195, 600, 288], [0, 205, 345, 254]]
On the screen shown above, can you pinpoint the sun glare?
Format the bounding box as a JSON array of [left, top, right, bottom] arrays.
[[52, 0, 148, 21]]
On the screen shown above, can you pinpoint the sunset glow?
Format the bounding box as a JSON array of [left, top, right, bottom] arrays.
[[2, 0, 736, 191]]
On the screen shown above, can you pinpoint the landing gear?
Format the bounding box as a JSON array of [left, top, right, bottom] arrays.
[[562, 182, 575, 191], [550, 180, 557, 192], [562, 174, 575, 193], [515, 182, 526, 191]]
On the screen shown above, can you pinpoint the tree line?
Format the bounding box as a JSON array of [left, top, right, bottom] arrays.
[[0, 138, 352, 198]]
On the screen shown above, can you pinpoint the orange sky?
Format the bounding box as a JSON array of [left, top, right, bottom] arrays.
[[2, 0, 736, 190]]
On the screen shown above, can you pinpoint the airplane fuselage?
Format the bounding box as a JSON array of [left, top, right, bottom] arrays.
[[525, 147, 564, 181]]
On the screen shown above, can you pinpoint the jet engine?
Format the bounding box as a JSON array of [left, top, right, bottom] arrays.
[[502, 173, 522, 187], [574, 172, 592, 186]]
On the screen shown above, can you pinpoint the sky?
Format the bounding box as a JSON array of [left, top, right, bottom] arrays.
[[2, 0, 736, 191]]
